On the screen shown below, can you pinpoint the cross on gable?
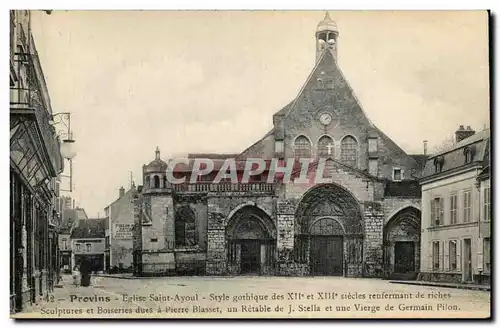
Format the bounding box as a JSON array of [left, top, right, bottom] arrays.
[[326, 143, 335, 155]]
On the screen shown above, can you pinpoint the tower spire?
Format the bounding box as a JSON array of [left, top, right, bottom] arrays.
[[316, 11, 339, 62], [155, 146, 160, 160]]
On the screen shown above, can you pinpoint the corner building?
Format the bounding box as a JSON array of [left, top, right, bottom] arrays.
[[133, 13, 426, 278]]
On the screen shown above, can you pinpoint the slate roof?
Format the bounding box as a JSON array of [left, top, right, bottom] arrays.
[[409, 154, 428, 171], [70, 218, 108, 239], [104, 186, 136, 210], [421, 129, 490, 180], [187, 153, 239, 159], [59, 208, 88, 234], [59, 216, 76, 234]]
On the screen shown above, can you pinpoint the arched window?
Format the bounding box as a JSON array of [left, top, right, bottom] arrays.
[[294, 135, 312, 159], [341, 135, 358, 167], [163, 176, 167, 189], [175, 206, 196, 247], [154, 175, 160, 188], [318, 136, 334, 158], [145, 176, 150, 188]]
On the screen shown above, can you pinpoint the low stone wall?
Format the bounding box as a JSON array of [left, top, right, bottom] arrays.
[[419, 272, 462, 283], [277, 261, 309, 276]]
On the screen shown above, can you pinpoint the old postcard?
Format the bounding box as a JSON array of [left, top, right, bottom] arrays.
[[9, 10, 491, 319]]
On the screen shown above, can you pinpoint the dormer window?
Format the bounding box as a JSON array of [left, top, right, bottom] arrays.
[[392, 168, 403, 181], [434, 156, 444, 173], [463, 145, 476, 164]]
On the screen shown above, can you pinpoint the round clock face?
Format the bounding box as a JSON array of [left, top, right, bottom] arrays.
[[319, 113, 332, 126]]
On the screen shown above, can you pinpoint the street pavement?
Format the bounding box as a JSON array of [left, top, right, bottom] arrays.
[[13, 275, 491, 319]]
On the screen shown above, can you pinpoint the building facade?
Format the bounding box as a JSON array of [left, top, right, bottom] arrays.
[[104, 185, 136, 272], [10, 10, 65, 313], [420, 127, 491, 285], [70, 219, 108, 272], [132, 13, 426, 278], [58, 207, 89, 273]]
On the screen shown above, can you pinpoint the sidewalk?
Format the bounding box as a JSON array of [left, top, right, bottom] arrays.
[[13, 275, 109, 318], [390, 280, 490, 291], [94, 273, 145, 279]]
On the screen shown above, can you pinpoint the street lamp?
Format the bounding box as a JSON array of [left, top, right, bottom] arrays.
[[60, 138, 76, 160], [50, 112, 76, 191]]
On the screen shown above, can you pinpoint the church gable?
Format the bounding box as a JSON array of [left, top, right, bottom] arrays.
[[238, 15, 421, 180], [283, 50, 374, 133]]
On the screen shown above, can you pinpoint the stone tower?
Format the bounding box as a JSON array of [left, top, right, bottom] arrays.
[[315, 12, 339, 62], [139, 147, 175, 269]]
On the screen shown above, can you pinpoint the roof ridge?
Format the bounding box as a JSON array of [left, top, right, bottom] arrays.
[[290, 157, 379, 181], [429, 128, 490, 158], [283, 49, 329, 119], [236, 128, 275, 159]]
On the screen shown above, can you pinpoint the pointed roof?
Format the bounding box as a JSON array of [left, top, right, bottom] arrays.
[[236, 48, 419, 169], [145, 146, 167, 173], [317, 11, 338, 34], [286, 49, 418, 166], [71, 218, 108, 239]]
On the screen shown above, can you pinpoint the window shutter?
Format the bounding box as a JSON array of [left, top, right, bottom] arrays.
[[430, 200, 436, 226], [439, 241, 444, 271], [428, 252, 433, 272], [444, 241, 449, 271], [456, 239, 462, 271], [477, 237, 483, 271], [439, 199, 444, 225]]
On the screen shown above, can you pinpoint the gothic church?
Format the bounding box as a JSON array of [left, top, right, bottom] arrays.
[[132, 13, 425, 279]]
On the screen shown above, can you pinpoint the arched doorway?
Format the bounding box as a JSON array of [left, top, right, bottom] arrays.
[[383, 207, 421, 280], [226, 206, 276, 275], [295, 184, 363, 276]]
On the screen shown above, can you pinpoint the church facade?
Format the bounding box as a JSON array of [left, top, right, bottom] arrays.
[[132, 13, 426, 279]]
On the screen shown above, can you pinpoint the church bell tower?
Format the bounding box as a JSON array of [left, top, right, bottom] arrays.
[[316, 12, 339, 62]]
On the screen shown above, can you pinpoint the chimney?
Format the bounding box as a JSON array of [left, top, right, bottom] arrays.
[[455, 125, 476, 143], [119, 186, 125, 198], [423, 140, 428, 156]]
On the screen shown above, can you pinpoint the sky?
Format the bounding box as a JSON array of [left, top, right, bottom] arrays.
[[29, 10, 490, 217]]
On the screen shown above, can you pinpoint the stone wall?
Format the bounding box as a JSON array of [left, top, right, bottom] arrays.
[[382, 197, 421, 225], [176, 251, 206, 275], [363, 201, 384, 277], [276, 200, 301, 275], [141, 252, 175, 275], [142, 194, 174, 251], [206, 227, 225, 275], [285, 165, 374, 204], [173, 195, 208, 250], [206, 195, 276, 275]]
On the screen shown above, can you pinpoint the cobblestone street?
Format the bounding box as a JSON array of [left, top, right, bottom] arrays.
[[13, 275, 490, 319]]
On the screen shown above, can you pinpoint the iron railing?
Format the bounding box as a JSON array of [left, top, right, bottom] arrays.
[[172, 182, 276, 193]]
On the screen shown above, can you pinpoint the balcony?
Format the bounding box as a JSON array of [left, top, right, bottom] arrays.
[[172, 182, 276, 194], [10, 34, 63, 179]]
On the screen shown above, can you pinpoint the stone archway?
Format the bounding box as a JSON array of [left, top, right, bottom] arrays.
[[226, 206, 276, 275], [383, 207, 421, 280], [295, 184, 364, 277]]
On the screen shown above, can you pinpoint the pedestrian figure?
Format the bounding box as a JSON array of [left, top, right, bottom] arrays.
[[79, 258, 92, 287], [72, 266, 80, 286]]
